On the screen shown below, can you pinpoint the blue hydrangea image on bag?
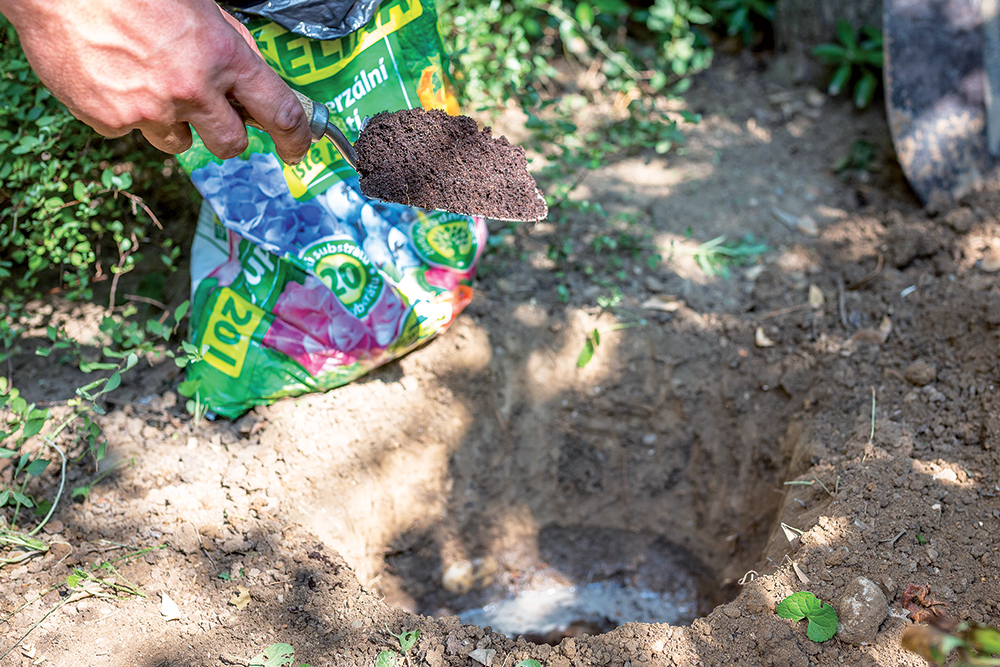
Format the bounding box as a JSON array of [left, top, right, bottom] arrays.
[[177, 0, 486, 418]]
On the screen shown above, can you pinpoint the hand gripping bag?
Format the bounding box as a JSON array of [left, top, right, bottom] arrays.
[[178, 0, 485, 418]]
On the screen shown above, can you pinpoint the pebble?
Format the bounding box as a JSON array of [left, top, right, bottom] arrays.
[[981, 246, 1000, 272], [644, 276, 665, 292], [837, 577, 888, 645], [442, 560, 475, 594], [904, 361, 936, 386]]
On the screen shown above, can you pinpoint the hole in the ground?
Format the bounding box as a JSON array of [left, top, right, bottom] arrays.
[[374, 325, 799, 643]]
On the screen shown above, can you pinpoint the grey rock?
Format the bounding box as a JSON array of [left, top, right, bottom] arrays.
[[838, 577, 888, 645]]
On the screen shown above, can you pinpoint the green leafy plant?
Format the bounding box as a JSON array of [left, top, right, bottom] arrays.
[[706, 0, 776, 47], [776, 591, 838, 642], [577, 321, 647, 367], [903, 618, 1000, 666], [689, 234, 768, 278], [248, 643, 312, 667], [377, 628, 421, 667], [832, 138, 876, 174], [517, 661, 543, 667], [812, 20, 883, 109]]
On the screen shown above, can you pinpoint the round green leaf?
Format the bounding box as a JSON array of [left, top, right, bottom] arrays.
[[805, 602, 839, 642]]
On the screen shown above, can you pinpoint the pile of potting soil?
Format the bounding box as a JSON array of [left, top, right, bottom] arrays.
[[355, 108, 547, 221]]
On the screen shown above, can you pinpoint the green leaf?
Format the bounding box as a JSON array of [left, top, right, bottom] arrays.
[[72, 486, 91, 501], [24, 458, 50, 477], [577, 338, 595, 368], [854, 69, 878, 109], [103, 371, 121, 393], [21, 417, 46, 440], [12, 491, 34, 508], [777, 592, 838, 642], [776, 591, 820, 622], [517, 661, 543, 667], [0, 489, 9, 506], [249, 643, 295, 667], [812, 43, 846, 63], [575, 3, 594, 30], [835, 19, 857, 50], [375, 650, 398, 667], [970, 624, 1000, 654], [397, 629, 420, 652], [0, 448, 17, 458], [828, 62, 852, 96], [79, 361, 118, 373], [174, 300, 190, 322], [177, 378, 201, 397], [73, 180, 87, 201], [805, 601, 838, 642]]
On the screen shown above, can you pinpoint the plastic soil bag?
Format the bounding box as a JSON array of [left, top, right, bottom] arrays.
[[222, 0, 383, 40], [178, 0, 484, 418]]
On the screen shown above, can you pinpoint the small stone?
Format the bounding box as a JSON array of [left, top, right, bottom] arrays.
[[399, 376, 419, 392], [722, 605, 741, 618], [442, 561, 475, 594], [469, 648, 496, 666], [982, 246, 1000, 272], [904, 361, 936, 386], [161, 593, 181, 621], [805, 88, 826, 107], [644, 276, 665, 292], [796, 215, 819, 236], [160, 391, 178, 410], [837, 577, 888, 645], [172, 521, 201, 555]]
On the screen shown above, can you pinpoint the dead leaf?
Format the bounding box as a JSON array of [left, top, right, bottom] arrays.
[[792, 561, 811, 585], [42, 520, 63, 535], [229, 585, 251, 611], [641, 295, 683, 312], [755, 326, 776, 348], [781, 523, 801, 547], [808, 284, 824, 308], [849, 316, 892, 345], [160, 593, 181, 621]]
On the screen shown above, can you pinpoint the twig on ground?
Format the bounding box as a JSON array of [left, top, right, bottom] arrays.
[[862, 386, 876, 463], [848, 253, 884, 289]]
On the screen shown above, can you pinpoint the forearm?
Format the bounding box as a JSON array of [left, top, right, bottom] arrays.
[[0, 0, 311, 163]]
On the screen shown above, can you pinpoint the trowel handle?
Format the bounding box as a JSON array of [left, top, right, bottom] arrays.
[[234, 90, 358, 171]]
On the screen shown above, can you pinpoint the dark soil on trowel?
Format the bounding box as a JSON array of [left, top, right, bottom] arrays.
[[355, 108, 547, 221]]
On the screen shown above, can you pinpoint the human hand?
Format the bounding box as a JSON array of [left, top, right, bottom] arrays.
[[0, 0, 311, 163]]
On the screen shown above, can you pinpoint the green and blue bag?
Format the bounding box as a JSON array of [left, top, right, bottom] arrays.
[[179, 0, 485, 418]]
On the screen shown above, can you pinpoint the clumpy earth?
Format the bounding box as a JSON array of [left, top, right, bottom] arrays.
[[355, 108, 548, 221], [4, 53, 1000, 667]]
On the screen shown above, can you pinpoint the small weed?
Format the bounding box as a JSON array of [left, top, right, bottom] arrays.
[[517, 661, 543, 667], [903, 618, 1000, 666], [812, 20, 883, 109], [689, 234, 769, 278], [776, 591, 838, 642], [832, 138, 876, 174], [577, 321, 647, 368], [706, 0, 777, 47], [377, 628, 421, 667], [247, 643, 311, 667]]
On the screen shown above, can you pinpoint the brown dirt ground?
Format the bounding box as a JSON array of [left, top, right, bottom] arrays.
[[4, 53, 1000, 667]]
